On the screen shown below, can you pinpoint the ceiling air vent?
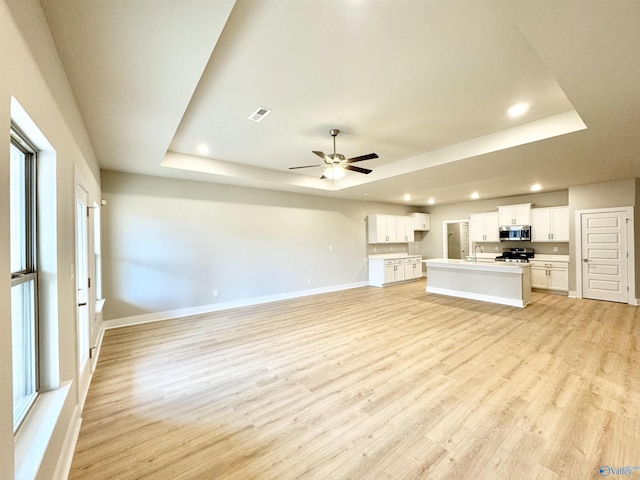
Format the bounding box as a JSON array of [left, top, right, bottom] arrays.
[[248, 106, 271, 122]]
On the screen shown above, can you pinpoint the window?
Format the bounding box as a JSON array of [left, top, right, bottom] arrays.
[[94, 203, 103, 301], [10, 126, 39, 431]]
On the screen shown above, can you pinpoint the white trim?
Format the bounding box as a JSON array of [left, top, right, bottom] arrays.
[[14, 382, 72, 480], [55, 322, 106, 480], [426, 286, 528, 308], [442, 219, 470, 259], [574, 206, 635, 305], [53, 405, 82, 480], [104, 281, 368, 329]]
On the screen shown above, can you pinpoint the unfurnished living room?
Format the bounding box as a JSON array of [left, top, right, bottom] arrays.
[[1, 1, 640, 480]]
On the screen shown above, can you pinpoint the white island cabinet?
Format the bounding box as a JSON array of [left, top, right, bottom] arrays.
[[424, 259, 531, 307]]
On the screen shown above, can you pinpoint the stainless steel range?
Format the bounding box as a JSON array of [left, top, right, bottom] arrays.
[[495, 247, 534, 263]]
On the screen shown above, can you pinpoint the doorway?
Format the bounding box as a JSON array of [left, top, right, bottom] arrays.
[[576, 207, 635, 303], [443, 220, 470, 259]]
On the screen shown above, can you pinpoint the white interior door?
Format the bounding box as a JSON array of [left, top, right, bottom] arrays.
[[75, 183, 91, 397], [581, 210, 628, 303]]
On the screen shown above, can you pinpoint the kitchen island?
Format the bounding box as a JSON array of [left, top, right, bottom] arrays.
[[424, 258, 531, 307]]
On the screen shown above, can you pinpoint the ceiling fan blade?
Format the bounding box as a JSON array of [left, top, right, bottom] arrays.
[[312, 150, 332, 162], [345, 164, 372, 174], [346, 153, 378, 163], [289, 164, 323, 170]]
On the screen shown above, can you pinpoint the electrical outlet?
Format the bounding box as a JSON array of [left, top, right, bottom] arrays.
[[307, 278, 311, 284], [213, 289, 218, 297], [494, 246, 499, 251], [329, 245, 333, 251], [553, 246, 558, 252]]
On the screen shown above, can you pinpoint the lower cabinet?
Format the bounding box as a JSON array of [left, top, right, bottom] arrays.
[[369, 256, 422, 287], [531, 261, 569, 293]]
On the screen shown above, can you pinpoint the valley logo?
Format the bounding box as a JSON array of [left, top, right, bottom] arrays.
[[599, 465, 640, 476]]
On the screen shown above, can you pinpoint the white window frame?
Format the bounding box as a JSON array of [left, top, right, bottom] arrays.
[[10, 125, 39, 431]]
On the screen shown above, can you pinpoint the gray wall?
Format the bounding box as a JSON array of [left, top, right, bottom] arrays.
[[568, 178, 639, 295], [102, 176, 640, 323], [101, 171, 422, 320], [420, 190, 570, 259]]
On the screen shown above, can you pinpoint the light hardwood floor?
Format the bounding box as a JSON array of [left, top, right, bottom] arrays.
[[70, 282, 640, 480]]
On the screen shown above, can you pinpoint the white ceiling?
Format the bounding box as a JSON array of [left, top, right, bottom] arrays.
[[40, 0, 640, 206]]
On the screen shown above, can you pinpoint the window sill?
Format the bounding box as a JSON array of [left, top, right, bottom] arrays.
[[14, 381, 72, 480]]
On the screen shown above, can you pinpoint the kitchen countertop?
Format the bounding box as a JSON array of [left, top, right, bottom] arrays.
[[425, 258, 530, 274], [532, 254, 569, 262], [368, 253, 422, 259]]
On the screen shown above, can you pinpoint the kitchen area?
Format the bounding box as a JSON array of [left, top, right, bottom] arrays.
[[367, 197, 570, 307]]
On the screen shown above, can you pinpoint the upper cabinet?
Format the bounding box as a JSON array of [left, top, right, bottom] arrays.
[[469, 212, 499, 242], [396, 216, 415, 243], [368, 214, 414, 243], [411, 212, 431, 231], [498, 203, 531, 226], [531, 206, 569, 242]]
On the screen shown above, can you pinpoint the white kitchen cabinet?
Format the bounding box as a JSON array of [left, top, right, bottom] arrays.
[[411, 212, 431, 231], [384, 260, 401, 283], [369, 256, 422, 286], [498, 203, 531, 226], [404, 257, 422, 279], [367, 215, 413, 243], [531, 207, 569, 242], [368, 214, 396, 243], [530, 260, 568, 292], [378, 259, 405, 285], [396, 216, 414, 243], [469, 212, 499, 242]]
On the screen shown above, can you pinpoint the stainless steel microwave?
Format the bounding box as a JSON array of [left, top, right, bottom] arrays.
[[499, 225, 531, 242]]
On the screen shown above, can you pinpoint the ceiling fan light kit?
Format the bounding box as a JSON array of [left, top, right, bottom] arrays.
[[289, 129, 378, 179]]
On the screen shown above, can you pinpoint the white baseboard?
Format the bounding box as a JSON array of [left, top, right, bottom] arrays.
[[104, 281, 369, 329], [568, 290, 639, 306], [53, 405, 82, 480], [427, 286, 528, 308]]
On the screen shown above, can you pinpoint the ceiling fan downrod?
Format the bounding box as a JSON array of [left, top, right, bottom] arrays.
[[330, 129, 339, 160]]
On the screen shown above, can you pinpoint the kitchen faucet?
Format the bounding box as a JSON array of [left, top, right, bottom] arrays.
[[473, 244, 482, 262]]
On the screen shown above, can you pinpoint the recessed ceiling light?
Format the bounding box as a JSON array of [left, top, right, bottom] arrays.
[[403, 194, 412, 201], [196, 144, 210, 155], [471, 192, 480, 200], [427, 198, 435, 205], [531, 183, 542, 192], [508, 102, 529, 118]]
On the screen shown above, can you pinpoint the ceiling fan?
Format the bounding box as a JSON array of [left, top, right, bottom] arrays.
[[289, 129, 378, 179]]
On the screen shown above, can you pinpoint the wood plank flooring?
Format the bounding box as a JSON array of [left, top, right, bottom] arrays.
[[70, 282, 640, 479]]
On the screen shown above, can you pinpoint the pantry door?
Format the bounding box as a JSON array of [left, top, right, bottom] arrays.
[[580, 209, 629, 303]]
